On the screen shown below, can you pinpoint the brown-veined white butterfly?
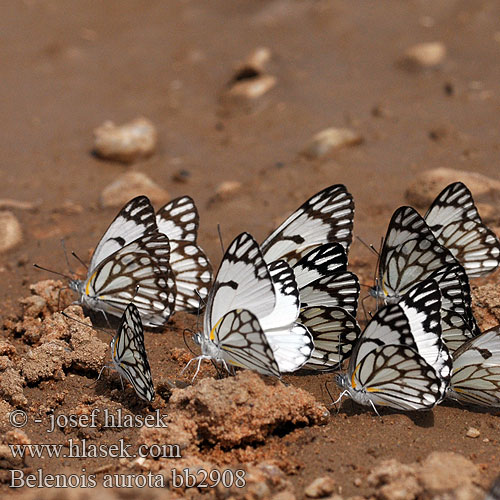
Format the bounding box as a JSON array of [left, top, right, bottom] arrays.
[[108, 302, 155, 402], [424, 182, 500, 279], [186, 233, 313, 379], [68, 196, 176, 327]]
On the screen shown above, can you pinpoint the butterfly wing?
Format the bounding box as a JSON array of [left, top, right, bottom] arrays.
[[204, 233, 275, 334], [348, 344, 442, 411], [156, 196, 199, 243], [213, 308, 281, 377], [261, 184, 354, 266], [156, 196, 213, 312], [292, 243, 348, 288], [399, 279, 451, 392], [449, 325, 500, 407], [425, 182, 500, 278], [111, 303, 155, 402], [428, 263, 480, 336], [441, 311, 476, 355], [89, 196, 157, 273], [299, 271, 360, 315], [300, 306, 361, 370], [259, 260, 299, 330], [84, 232, 176, 327], [337, 304, 443, 410]]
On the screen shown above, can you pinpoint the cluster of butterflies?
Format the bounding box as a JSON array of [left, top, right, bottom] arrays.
[[42, 182, 500, 412]]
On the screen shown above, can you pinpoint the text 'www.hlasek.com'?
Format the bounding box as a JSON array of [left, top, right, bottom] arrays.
[[8, 409, 246, 489]]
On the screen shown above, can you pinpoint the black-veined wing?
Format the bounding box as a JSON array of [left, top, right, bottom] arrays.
[[424, 182, 500, 278], [111, 303, 155, 402], [335, 303, 443, 411], [73, 232, 176, 327], [373, 206, 457, 303], [428, 263, 480, 336], [156, 196, 213, 312], [448, 325, 500, 407], [300, 306, 361, 371], [207, 308, 281, 378], [399, 279, 451, 394], [89, 196, 157, 273], [204, 233, 276, 335], [261, 184, 354, 266], [260, 260, 313, 372]]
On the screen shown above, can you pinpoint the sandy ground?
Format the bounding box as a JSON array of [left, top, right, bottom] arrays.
[[1, 1, 500, 498]]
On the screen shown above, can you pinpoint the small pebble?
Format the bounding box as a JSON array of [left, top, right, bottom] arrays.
[[305, 476, 336, 498], [100, 172, 169, 208], [466, 427, 480, 438], [0, 211, 22, 253], [302, 128, 363, 159], [399, 42, 446, 71], [353, 477, 362, 487], [208, 181, 242, 206], [93, 117, 157, 163], [227, 74, 277, 101]]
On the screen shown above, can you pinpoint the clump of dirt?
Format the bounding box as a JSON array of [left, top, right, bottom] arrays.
[[366, 451, 485, 500], [471, 282, 500, 331], [141, 371, 329, 453]]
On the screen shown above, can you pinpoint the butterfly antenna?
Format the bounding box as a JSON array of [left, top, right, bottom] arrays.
[[33, 264, 73, 281], [71, 251, 88, 271], [217, 224, 225, 255], [356, 236, 380, 257], [182, 328, 197, 356], [193, 289, 205, 334], [60, 239, 75, 275], [61, 310, 112, 335]]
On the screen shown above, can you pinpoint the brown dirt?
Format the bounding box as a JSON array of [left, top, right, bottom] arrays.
[[1, 1, 500, 498]]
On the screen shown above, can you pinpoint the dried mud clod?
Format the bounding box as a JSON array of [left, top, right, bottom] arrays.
[[471, 283, 500, 332], [367, 452, 485, 500], [141, 371, 329, 452]]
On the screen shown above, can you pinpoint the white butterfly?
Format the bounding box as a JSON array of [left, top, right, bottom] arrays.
[[69, 196, 176, 327], [156, 196, 213, 312], [335, 299, 448, 412], [261, 184, 355, 266], [188, 233, 313, 378], [108, 303, 155, 402], [371, 206, 459, 304], [424, 182, 500, 278], [447, 325, 500, 407]]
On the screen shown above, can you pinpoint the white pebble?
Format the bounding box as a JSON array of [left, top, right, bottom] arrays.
[[400, 42, 446, 70], [302, 128, 363, 159], [0, 211, 22, 253], [93, 117, 157, 163]]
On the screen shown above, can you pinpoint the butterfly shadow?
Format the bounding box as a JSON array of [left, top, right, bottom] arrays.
[[92, 371, 152, 412], [439, 399, 500, 416], [333, 400, 435, 427]]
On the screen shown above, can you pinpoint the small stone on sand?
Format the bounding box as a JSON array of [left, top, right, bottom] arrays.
[[93, 117, 157, 163]]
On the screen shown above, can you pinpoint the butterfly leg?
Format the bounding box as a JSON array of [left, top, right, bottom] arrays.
[[369, 399, 381, 417]]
